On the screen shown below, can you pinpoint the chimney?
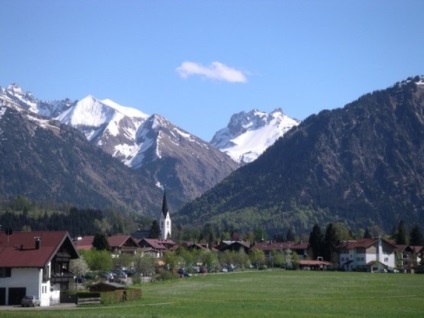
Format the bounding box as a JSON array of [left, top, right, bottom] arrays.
[[34, 236, 41, 250]]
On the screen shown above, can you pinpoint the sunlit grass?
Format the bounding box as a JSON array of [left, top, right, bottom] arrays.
[[1, 270, 423, 318]]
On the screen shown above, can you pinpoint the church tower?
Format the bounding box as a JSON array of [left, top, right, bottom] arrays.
[[160, 190, 172, 240]]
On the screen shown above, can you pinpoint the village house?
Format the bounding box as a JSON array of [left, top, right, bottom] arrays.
[[337, 237, 397, 272], [75, 234, 139, 257], [395, 244, 423, 272], [216, 240, 251, 254], [254, 241, 309, 261], [0, 231, 79, 306], [138, 238, 177, 258]]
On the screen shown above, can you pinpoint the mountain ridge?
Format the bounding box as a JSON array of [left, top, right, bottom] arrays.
[[177, 76, 424, 234]]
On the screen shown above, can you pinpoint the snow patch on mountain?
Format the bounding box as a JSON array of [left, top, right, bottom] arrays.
[[211, 108, 300, 164]]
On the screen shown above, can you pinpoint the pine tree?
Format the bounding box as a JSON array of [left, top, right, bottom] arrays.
[[409, 224, 423, 246], [149, 220, 161, 239], [363, 227, 372, 239], [286, 228, 296, 241], [308, 224, 323, 260], [395, 220, 408, 245], [92, 233, 110, 251], [323, 223, 338, 263]]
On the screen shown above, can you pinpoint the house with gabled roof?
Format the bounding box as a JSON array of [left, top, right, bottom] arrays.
[[138, 238, 177, 258], [74, 234, 139, 256], [0, 231, 78, 306], [254, 241, 309, 260], [337, 237, 396, 272], [217, 241, 251, 254], [395, 244, 423, 271]]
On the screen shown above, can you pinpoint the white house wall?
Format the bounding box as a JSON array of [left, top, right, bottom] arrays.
[[2, 265, 53, 306]]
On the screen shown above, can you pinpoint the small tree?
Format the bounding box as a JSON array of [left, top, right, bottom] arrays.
[[323, 223, 338, 263], [286, 228, 296, 242], [270, 249, 286, 268], [149, 220, 161, 239], [394, 220, 408, 245], [92, 233, 110, 251], [163, 251, 179, 271], [134, 254, 156, 276], [363, 228, 372, 239], [202, 250, 220, 272], [233, 250, 250, 270], [69, 256, 89, 289], [309, 224, 323, 260], [291, 251, 300, 270], [70, 256, 89, 277], [83, 249, 112, 271], [409, 224, 423, 246], [249, 247, 266, 268]]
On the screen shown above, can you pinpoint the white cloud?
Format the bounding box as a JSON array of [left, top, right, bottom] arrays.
[[176, 61, 247, 83]]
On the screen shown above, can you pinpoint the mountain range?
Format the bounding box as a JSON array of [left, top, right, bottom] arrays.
[[0, 84, 296, 213], [177, 76, 424, 235]]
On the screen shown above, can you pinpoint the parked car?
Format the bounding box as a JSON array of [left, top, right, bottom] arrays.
[[98, 271, 114, 281], [74, 275, 86, 283], [177, 268, 191, 277], [21, 295, 41, 307]]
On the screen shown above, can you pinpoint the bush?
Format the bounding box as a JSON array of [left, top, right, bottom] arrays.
[[156, 269, 179, 281]]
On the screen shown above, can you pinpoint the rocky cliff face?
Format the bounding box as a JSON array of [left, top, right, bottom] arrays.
[[211, 108, 299, 164]]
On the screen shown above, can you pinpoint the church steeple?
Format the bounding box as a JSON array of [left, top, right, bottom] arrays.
[[162, 190, 169, 218], [159, 189, 172, 240]]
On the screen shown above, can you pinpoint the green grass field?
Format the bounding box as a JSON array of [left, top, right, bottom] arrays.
[[1, 270, 424, 318]]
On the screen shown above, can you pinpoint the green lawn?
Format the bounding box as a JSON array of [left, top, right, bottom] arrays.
[[1, 270, 424, 318]]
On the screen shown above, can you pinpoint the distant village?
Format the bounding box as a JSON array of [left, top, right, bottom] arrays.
[[0, 192, 422, 307]]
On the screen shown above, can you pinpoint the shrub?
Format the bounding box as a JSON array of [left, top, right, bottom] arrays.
[[156, 269, 179, 281]]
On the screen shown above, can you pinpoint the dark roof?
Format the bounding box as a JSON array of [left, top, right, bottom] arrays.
[[255, 241, 309, 252], [138, 238, 176, 250], [107, 235, 139, 248], [0, 231, 78, 268], [217, 240, 251, 252], [337, 238, 397, 250]]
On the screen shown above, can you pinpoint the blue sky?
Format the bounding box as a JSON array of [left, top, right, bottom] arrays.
[[1, 1, 423, 141]]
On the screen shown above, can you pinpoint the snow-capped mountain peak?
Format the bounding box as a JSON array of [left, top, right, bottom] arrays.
[[211, 108, 300, 164]]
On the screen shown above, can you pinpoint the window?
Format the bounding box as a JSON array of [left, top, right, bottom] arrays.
[[0, 267, 11, 278], [384, 257, 388, 262]]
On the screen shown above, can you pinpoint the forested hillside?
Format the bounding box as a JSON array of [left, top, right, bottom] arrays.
[[176, 77, 424, 235]]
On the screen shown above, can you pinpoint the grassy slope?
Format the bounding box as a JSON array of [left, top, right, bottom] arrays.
[[1, 271, 423, 318]]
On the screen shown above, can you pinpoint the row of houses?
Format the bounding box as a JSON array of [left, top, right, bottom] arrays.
[[1, 230, 422, 307]]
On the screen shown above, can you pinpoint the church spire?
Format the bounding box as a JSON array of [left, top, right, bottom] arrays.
[[160, 189, 172, 240], [162, 189, 169, 217]]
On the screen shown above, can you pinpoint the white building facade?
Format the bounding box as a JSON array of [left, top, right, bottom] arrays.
[[338, 238, 396, 271]]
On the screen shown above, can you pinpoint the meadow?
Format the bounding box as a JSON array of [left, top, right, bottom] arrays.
[[1, 270, 423, 318]]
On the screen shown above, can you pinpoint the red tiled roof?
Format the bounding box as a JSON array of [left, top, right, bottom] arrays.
[[0, 231, 77, 268], [337, 238, 377, 250], [75, 236, 94, 250], [107, 235, 138, 248], [337, 238, 397, 250], [75, 234, 139, 250], [139, 238, 176, 250]]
